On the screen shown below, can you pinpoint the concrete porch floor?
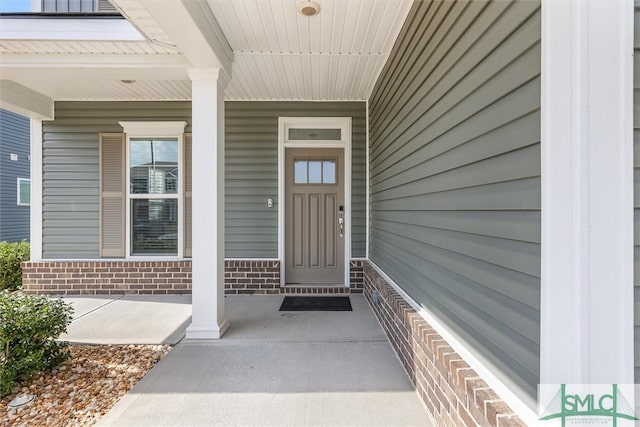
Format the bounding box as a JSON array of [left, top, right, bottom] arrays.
[[95, 295, 432, 426], [57, 294, 192, 345]]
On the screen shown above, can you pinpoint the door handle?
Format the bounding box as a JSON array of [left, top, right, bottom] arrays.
[[338, 217, 344, 238]]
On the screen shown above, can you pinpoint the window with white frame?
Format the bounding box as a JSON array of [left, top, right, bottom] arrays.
[[17, 178, 30, 206], [128, 137, 181, 256]]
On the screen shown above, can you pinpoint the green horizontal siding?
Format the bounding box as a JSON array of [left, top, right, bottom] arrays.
[[368, 0, 541, 408], [42, 101, 366, 259], [634, 0, 640, 383], [225, 101, 366, 259], [42, 102, 192, 259]]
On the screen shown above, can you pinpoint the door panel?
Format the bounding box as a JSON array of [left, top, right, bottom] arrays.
[[292, 193, 305, 268], [285, 148, 345, 284], [309, 193, 320, 268], [325, 193, 337, 268]]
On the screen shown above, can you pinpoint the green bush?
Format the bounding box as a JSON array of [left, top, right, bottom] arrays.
[[0, 241, 30, 291], [0, 292, 73, 397]]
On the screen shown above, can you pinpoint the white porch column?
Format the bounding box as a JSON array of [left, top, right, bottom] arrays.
[[540, 0, 634, 387], [30, 118, 43, 261], [185, 68, 229, 339]]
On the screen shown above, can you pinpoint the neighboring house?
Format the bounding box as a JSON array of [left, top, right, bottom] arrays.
[[0, 109, 30, 242], [0, 0, 634, 426]]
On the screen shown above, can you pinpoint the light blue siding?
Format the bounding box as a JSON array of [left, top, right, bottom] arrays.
[[0, 109, 30, 242]]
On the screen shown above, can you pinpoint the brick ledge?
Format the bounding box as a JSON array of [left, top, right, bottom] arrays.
[[363, 261, 526, 427]]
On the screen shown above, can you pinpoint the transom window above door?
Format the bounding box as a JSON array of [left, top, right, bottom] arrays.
[[294, 158, 337, 184], [288, 128, 341, 141]]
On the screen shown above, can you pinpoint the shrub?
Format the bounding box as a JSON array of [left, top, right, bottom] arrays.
[[0, 241, 30, 291], [0, 292, 73, 397]]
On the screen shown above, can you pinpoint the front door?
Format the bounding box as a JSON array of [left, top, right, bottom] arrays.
[[285, 148, 345, 285]]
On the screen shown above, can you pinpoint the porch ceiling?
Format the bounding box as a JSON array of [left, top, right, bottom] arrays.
[[0, 0, 413, 110], [209, 0, 413, 100]]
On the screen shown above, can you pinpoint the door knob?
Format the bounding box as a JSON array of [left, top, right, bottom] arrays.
[[338, 217, 344, 238]]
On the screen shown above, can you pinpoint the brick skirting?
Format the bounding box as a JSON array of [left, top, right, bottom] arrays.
[[21, 261, 192, 295], [21, 259, 365, 296], [224, 260, 281, 295], [363, 262, 526, 427]]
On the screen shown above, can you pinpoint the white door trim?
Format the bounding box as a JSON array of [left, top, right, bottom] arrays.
[[278, 117, 352, 287]]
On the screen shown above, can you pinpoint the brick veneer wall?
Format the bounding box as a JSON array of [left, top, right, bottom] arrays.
[[363, 262, 526, 427], [282, 260, 365, 295], [224, 260, 280, 295], [21, 261, 192, 295], [21, 259, 365, 296]]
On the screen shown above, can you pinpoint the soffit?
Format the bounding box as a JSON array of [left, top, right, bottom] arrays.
[[208, 0, 413, 100], [0, 40, 180, 55], [19, 78, 191, 101], [0, 0, 413, 102], [108, 0, 176, 46]]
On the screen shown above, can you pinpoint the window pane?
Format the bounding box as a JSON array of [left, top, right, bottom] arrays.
[[0, 0, 31, 12], [18, 179, 30, 205], [130, 138, 178, 194], [131, 199, 178, 255], [322, 160, 336, 184], [288, 128, 341, 140], [308, 160, 322, 183], [294, 160, 307, 184]]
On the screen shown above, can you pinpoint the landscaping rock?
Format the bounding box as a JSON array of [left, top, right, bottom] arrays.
[[1, 344, 170, 427]]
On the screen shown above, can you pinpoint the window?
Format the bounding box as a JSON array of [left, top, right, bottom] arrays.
[[293, 159, 337, 184], [0, 0, 31, 12], [128, 137, 180, 256], [0, 0, 118, 13], [288, 128, 341, 141], [17, 178, 30, 206]]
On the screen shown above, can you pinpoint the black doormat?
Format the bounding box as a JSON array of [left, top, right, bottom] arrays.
[[279, 296, 352, 311]]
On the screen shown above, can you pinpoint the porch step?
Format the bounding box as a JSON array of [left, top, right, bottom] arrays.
[[281, 286, 351, 295]]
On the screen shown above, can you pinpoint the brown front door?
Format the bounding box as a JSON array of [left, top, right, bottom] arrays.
[[285, 148, 345, 285]]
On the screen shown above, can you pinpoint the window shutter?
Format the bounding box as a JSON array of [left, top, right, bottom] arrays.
[[100, 133, 125, 257], [184, 133, 192, 257]]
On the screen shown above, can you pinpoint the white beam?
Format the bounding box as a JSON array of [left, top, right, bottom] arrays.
[[0, 18, 144, 41], [0, 54, 187, 69], [185, 67, 229, 340], [540, 0, 634, 387], [30, 119, 43, 261], [182, 0, 233, 72], [0, 80, 53, 120], [133, 0, 232, 76]]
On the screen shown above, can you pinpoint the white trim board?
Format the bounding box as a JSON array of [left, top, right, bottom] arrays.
[[29, 119, 43, 260], [0, 18, 144, 41], [365, 99, 370, 259], [539, 0, 634, 387], [367, 260, 538, 425], [278, 116, 352, 288], [119, 121, 187, 136], [226, 98, 369, 102]]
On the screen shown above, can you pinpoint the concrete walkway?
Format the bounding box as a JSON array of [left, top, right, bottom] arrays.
[[97, 295, 432, 426], [57, 294, 192, 345]]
